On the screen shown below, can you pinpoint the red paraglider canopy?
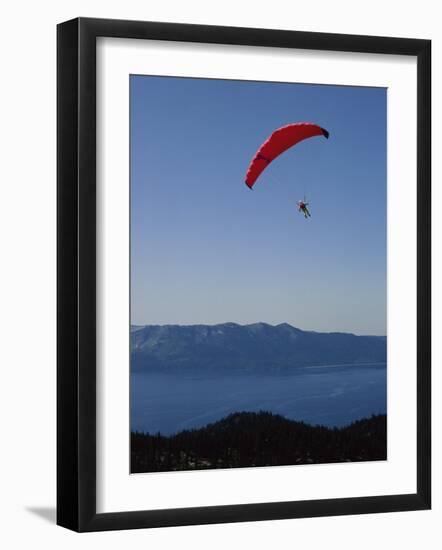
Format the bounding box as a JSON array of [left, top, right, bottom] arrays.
[[245, 122, 329, 189]]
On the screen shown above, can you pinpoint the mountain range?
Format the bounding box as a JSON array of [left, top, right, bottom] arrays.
[[131, 322, 386, 373]]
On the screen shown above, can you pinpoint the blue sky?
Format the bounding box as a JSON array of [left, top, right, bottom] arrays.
[[130, 76, 386, 335]]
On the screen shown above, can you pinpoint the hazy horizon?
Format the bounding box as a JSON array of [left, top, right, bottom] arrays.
[[130, 320, 386, 338]]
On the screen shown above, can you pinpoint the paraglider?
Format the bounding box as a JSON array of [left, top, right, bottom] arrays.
[[297, 199, 311, 218], [244, 122, 329, 218]]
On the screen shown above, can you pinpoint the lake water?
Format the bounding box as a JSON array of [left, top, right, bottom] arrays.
[[130, 363, 386, 435]]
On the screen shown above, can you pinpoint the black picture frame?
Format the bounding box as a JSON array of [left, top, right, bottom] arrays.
[[57, 17, 431, 532]]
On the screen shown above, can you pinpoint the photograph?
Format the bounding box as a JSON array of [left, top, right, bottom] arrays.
[[129, 74, 388, 474], [0, 0, 434, 541]]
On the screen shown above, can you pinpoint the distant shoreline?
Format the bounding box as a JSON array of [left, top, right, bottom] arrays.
[[131, 322, 387, 339], [131, 323, 387, 374]]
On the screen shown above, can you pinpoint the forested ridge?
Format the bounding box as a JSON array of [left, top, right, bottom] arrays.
[[131, 411, 386, 473]]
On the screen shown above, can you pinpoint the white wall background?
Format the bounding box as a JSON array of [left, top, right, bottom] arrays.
[[0, 0, 439, 548]]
